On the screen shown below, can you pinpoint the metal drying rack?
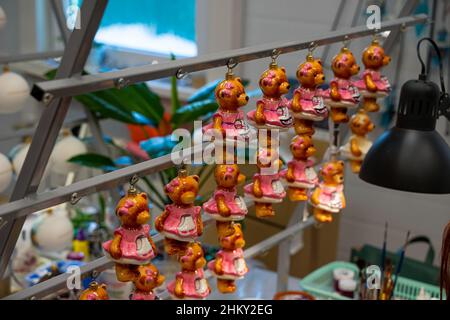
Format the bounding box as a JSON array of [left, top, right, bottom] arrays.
[[0, 0, 427, 300]]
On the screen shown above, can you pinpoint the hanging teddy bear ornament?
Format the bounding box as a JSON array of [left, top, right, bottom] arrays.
[[202, 60, 253, 146], [246, 50, 293, 130], [167, 242, 211, 300], [340, 109, 375, 173], [102, 177, 164, 300], [322, 39, 361, 124], [79, 281, 109, 300], [354, 35, 391, 113], [203, 164, 247, 221], [155, 165, 203, 254], [309, 160, 346, 223], [102, 182, 156, 265], [280, 135, 318, 201], [115, 263, 165, 300], [244, 140, 286, 218], [208, 221, 248, 293], [290, 44, 328, 136]]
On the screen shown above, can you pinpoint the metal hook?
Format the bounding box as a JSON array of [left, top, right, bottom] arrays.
[[226, 58, 238, 72], [130, 174, 139, 186], [176, 68, 188, 80], [70, 193, 81, 205], [400, 23, 407, 33], [308, 42, 318, 54], [91, 270, 99, 280], [342, 35, 351, 49], [271, 48, 281, 62]]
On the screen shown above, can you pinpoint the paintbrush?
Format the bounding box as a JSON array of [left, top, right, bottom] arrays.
[[380, 222, 388, 285], [389, 230, 411, 300]]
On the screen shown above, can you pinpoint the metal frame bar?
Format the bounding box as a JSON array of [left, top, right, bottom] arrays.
[[0, 0, 109, 278], [0, 6, 427, 298], [0, 144, 204, 222], [30, 14, 427, 101], [0, 51, 64, 65]]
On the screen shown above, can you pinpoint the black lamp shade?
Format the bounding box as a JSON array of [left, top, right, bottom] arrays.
[[359, 127, 450, 193], [359, 78, 450, 194]]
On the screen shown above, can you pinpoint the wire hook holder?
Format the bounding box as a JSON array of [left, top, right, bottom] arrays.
[[226, 58, 239, 79], [176, 68, 188, 80], [70, 192, 82, 205], [128, 174, 140, 195]]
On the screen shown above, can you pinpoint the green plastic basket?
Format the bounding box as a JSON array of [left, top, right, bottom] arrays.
[[299, 261, 443, 300]]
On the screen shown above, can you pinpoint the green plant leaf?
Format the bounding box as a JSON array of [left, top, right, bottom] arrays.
[[75, 94, 139, 124], [127, 83, 164, 123], [171, 99, 218, 127], [68, 153, 117, 170]]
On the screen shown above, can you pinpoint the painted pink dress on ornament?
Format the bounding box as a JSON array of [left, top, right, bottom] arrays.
[[102, 224, 155, 264], [203, 109, 250, 140], [247, 97, 293, 128], [208, 248, 248, 279], [161, 204, 201, 241], [291, 87, 328, 120], [312, 183, 345, 213], [203, 187, 247, 219], [322, 78, 360, 105], [244, 173, 286, 202], [354, 69, 391, 92], [280, 159, 318, 189], [130, 291, 157, 300], [167, 269, 211, 299]]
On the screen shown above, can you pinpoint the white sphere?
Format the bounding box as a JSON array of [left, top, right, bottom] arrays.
[[0, 71, 30, 114], [12, 143, 52, 177], [0, 153, 12, 193], [31, 209, 74, 252], [0, 6, 6, 29], [51, 135, 87, 175]]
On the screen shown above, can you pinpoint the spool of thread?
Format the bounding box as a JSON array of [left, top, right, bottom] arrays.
[[338, 279, 357, 299], [333, 268, 355, 291]]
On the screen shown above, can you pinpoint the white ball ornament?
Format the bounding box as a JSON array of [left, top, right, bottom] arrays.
[[0, 69, 30, 114], [0, 152, 13, 193], [31, 208, 74, 252], [12, 142, 53, 177], [51, 133, 87, 175]]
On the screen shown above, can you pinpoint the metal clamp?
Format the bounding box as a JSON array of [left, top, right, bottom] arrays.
[[176, 68, 188, 80], [115, 77, 129, 89], [70, 192, 82, 205], [271, 48, 281, 64]]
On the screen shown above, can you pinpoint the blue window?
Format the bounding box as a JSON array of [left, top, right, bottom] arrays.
[[67, 0, 197, 57]]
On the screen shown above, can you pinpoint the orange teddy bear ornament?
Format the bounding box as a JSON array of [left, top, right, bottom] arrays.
[[290, 53, 328, 136], [79, 282, 109, 300], [115, 263, 165, 300], [309, 160, 346, 223], [322, 46, 361, 124], [155, 168, 203, 254], [247, 57, 293, 130], [167, 242, 211, 300], [354, 38, 391, 112], [102, 187, 156, 265], [202, 67, 253, 146], [203, 164, 247, 221], [208, 221, 248, 294], [244, 140, 286, 218], [280, 135, 319, 201], [340, 109, 375, 173]]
